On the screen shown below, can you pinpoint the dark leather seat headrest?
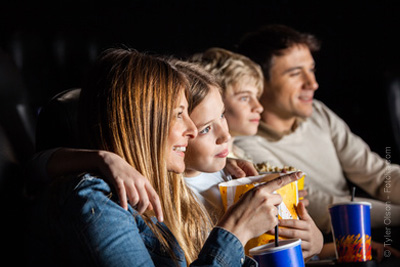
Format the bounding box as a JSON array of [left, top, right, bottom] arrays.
[[35, 88, 81, 152]]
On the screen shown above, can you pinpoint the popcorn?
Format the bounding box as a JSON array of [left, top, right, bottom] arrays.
[[254, 162, 298, 173]]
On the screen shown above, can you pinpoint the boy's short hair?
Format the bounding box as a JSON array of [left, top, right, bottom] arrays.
[[188, 47, 264, 98]]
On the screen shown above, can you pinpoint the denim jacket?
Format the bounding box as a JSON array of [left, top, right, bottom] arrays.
[[46, 174, 257, 267]]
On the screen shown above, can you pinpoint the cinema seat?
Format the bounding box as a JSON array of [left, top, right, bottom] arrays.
[[35, 88, 81, 152]]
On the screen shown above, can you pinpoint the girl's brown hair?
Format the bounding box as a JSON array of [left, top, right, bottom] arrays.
[[170, 59, 221, 113]]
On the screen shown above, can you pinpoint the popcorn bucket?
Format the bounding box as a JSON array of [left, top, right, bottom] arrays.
[[219, 172, 305, 254], [297, 175, 305, 200], [255, 163, 305, 199]]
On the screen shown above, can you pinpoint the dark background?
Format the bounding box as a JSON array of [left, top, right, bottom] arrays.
[[1, 1, 399, 265], [1, 0, 399, 162]]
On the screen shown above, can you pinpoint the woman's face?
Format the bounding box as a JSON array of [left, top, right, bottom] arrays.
[[184, 86, 231, 177], [166, 90, 197, 173]]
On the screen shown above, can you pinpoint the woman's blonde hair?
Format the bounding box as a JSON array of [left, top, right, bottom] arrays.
[[79, 48, 212, 264], [189, 47, 264, 98]]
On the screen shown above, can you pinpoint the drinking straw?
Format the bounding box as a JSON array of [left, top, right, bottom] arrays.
[[274, 224, 279, 247], [351, 186, 356, 202]]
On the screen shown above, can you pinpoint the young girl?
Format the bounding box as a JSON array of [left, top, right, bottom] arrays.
[[38, 48, 300, 266], [171, 60, 233, 222]]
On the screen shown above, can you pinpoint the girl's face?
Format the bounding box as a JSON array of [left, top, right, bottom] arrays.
[[223, 81, 263, 137], [166, 90, 198, 173], [184, 86, 231, 177]]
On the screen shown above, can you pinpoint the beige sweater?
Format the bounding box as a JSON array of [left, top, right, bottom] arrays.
[[234, 100, 400, 233]]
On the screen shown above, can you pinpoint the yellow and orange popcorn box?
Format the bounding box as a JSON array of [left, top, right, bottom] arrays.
[[254, 162, 305, 200], [292, 173, 305, 200], [218, 172, 306, 255]]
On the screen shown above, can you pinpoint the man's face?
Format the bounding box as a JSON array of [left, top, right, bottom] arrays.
[[262, 44, 319, 120]]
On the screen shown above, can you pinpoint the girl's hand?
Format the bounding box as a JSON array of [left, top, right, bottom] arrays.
[[269, 202, 323, 260], [217, 171, 303, 246], [224, 158, 258, 178]]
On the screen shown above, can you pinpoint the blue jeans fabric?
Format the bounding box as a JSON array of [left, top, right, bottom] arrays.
[[46, 174, 257, 267]]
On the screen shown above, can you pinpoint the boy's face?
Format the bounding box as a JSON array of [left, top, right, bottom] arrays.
[[184, 86, 231, 177], [262, 44, 319, 120], [223, 81, 263, 137]]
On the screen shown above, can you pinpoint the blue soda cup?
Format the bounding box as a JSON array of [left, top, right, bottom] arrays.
[[328, 202, 372, 262], [249, 238, 304, 267]]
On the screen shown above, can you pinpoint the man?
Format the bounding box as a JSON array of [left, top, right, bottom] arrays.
[[234, 24, 400, 235]]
